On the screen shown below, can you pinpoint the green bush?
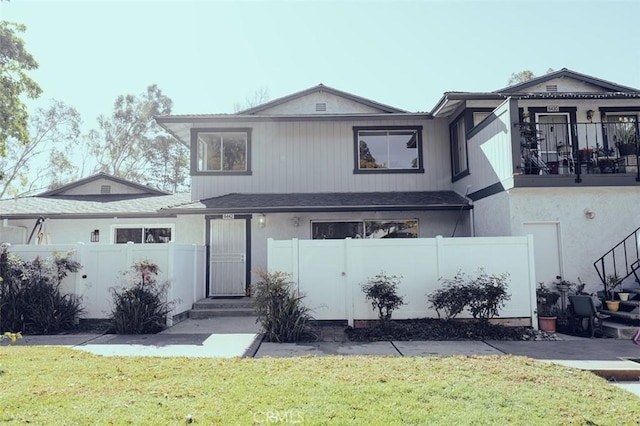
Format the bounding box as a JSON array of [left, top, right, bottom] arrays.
[[362, 272, 405, 321], [0, 244, 83, 334], [109, 259, 172, 334], [428, 269, 511, 321], [252, 271, 316, 343]]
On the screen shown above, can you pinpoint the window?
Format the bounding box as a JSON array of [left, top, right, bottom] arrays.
[[311, 220, 418, 239], [450, 117, 468, 178], [191, 128, 251, 175], [112, 225, 173, 244], [606, 114, 638, 147], [472, 112, 491, 127], [354, 126, 423, 173]]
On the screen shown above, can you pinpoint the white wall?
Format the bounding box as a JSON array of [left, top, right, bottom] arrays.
[[509, 187, 640, 293], [190, 116, 453, 200], [5, 243, 205, 320], [268, 236, 536, 326]]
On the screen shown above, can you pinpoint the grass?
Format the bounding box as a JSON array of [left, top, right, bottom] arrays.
[[1, 347, 639, 425]]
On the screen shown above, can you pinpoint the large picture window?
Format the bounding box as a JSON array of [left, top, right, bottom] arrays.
[[112, 225, 173, 244], [312, 220, 418, 239], [191, 128, 251, 175], [354, 126, 423, 173]]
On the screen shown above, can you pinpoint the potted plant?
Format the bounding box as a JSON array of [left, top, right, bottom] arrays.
[[519, 117, 544, 175], [604, 274, 622, 312], [613, 117, 638, 156], [537, 283, 560, 333]]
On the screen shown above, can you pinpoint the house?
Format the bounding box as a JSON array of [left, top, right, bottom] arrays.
[[0, 172, 194, 245], [157, 69, 640, 299], [156, 84, 473, 297], [3, 68, 639, 314]]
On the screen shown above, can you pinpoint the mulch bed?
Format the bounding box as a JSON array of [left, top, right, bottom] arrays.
[[344, 319, 551, 341]]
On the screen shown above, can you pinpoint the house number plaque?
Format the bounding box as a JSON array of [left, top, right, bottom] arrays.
[[546, 105, 560, 112], [222, 214, 235, 220]]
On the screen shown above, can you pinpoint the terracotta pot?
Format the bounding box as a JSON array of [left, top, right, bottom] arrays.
[[538, 316, 557, 333], [606, 300, 620, 312]]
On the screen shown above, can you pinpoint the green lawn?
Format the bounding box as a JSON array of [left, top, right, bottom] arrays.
[[0, 347, 637, 425]]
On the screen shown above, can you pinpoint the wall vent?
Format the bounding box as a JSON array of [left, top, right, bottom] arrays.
[[100, 185, 111, 194], [315, 102, 327, 112], [546, 85, 558, 92]]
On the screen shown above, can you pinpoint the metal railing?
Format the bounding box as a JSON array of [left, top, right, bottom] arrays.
[[593, 226, 640, 294], [517, 121, 640, 181]]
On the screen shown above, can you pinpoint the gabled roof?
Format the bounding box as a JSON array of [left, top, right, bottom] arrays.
[[163, 191, 471, 214], [39, 172, 168, 197], [430, 68, 640, 117], [494, 68, 640, 94], [235, 83, 409, 114]]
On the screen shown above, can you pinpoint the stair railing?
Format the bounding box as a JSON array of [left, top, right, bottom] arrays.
[[593, 226, 640, 295]]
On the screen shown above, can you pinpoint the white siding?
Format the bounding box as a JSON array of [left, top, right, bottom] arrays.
[[259, 92, 386, 114], [453, 99, 516, 196], [191, 117, 450, 200]]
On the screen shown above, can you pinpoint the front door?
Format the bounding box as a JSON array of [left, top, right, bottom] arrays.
[[209, 218, 247, 296], [537, 113, 571, 172]]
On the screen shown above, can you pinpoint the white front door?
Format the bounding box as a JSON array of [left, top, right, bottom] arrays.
[[209, 219, 247, 296]]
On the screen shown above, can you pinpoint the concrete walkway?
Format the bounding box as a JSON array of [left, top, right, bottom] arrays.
[[4, 317, 640, 396]]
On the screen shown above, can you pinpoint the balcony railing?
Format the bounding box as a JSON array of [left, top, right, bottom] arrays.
[[517, 120, 640, 181]]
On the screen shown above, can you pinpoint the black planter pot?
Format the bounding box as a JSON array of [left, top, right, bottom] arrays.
[[618, 143, 637, 156]]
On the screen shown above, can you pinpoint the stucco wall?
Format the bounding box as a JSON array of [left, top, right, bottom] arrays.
[[509, 187, 640, 292], [472, 191, 512, 237]]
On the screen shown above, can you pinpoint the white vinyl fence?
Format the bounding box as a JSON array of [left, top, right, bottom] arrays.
[[5, 243, 206, 322], [268, 236, 537, 327]]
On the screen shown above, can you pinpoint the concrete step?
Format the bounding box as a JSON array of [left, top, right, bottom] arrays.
[[192, 298, 255, 310], [189, 308, 256, 319], [602, 320, 640, 339]]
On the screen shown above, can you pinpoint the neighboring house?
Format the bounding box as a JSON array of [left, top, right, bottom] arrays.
[[0, 173, 194, 245]]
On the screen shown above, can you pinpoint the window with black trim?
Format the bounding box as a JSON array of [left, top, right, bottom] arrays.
[[354, 126, 423, 173], [191, 128, 251, 175], [450, 116, 468, 178], [311, 220, 418, 239]]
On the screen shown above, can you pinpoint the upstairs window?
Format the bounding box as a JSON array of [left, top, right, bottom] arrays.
[[450, 117, 468, 179], [191, 128, 252, 175], [354, 126, 423, 173]]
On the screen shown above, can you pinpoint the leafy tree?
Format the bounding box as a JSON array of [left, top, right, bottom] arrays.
[[507, 70, 536, 86], [89, 85, 189, 192], [0, 99, 81, 198], [0, 21, 42, 157]]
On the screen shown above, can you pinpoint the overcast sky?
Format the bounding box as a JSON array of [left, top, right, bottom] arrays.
[[3, 0, 640, 129]]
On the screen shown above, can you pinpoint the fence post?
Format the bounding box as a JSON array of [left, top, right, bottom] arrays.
[[526, 234, 538, 329], [166, 242, 176, 327], [74, 242, 85, 298], [435, 235, 444, 280], [345, 238, 354, 327], [291, 238, 299, 293]]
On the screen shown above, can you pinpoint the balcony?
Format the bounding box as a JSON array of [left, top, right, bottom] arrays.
[[516, 120, 640, 185]]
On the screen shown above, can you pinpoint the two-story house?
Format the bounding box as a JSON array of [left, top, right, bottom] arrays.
[[157, 84, 472, 297], [158, 68, 640, 298]]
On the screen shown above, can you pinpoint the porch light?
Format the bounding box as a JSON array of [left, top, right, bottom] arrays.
[[257, 213, 267, 228], [91, 229, 100, 242], [586, 110, 594, 122], [292, 216, 300, 227], [584, 209, 595, 220]]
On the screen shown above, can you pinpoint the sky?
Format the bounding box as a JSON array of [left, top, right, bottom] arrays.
[[2, 0, 640, 132]]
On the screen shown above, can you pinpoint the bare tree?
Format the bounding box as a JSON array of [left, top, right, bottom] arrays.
[[233, 86, 270, 112], [507, 68, 555, 86]]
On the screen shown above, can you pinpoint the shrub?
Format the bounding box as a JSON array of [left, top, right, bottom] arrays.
[[109, 259, 173, 334], [252, 271, 316, 343], [466, 270, 511, 320], [0, 245, 83, 334], [428, 269, 511, 321], [362, 272, 405, 321], [428, 272, 469, 320]]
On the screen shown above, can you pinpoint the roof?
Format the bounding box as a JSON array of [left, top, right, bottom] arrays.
[[494, 68, 640, 94], [235, 83, 409, 114], [430, 68, 640, 117], [163, 191, 471, 214], [0, 193, 192, 219], [39, 172, 168, 197]]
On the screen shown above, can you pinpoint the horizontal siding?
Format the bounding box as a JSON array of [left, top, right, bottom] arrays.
[[191, 118, 451, 200], [454, 100, 515, 195]]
